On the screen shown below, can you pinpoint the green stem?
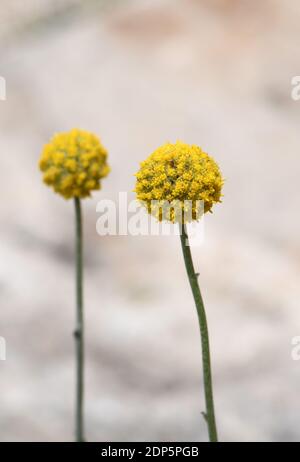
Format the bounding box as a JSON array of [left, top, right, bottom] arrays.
[[179, 224, 218, 442], [74, 198, 85, 442]]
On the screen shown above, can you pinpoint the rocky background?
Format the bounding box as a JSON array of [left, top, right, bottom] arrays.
[[0, 0, 300, 442]]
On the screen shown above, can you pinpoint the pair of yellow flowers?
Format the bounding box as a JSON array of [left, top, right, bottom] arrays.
[[39, 128, 224, 442], [39, 128, 223, 218]]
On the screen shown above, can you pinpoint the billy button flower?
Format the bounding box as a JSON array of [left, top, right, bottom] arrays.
[[135, 141, 224, 442], [39, 129, 110, 199], [39, 129, 110, 442], [135, 141, 222, 222]]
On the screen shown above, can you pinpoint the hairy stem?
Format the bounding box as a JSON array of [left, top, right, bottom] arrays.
[[74, 197, 85, 442], [179, 224, 218, 442]]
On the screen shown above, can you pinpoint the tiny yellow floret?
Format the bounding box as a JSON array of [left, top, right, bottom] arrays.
[[135, 141, 224, 222], [39, 129, 110, 199]]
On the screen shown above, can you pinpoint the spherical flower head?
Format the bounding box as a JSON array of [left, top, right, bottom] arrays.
[[39, 129, 110, 199], [135, 141, 224, 223]]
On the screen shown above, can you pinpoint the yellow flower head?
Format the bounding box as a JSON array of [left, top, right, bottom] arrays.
[[135, 141, 223, 223], [39, 129, 110, 199]]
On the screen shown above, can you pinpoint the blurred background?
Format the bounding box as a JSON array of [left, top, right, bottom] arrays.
[[0, 0, 300, 442]]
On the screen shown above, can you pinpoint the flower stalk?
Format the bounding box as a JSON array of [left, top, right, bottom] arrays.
[[39, 129, 110, 442], [74, 197, 85, 442], [179, 223, 218, 442]]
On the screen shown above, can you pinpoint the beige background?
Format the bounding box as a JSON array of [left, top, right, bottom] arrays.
[[0, 0, 300, 442]]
